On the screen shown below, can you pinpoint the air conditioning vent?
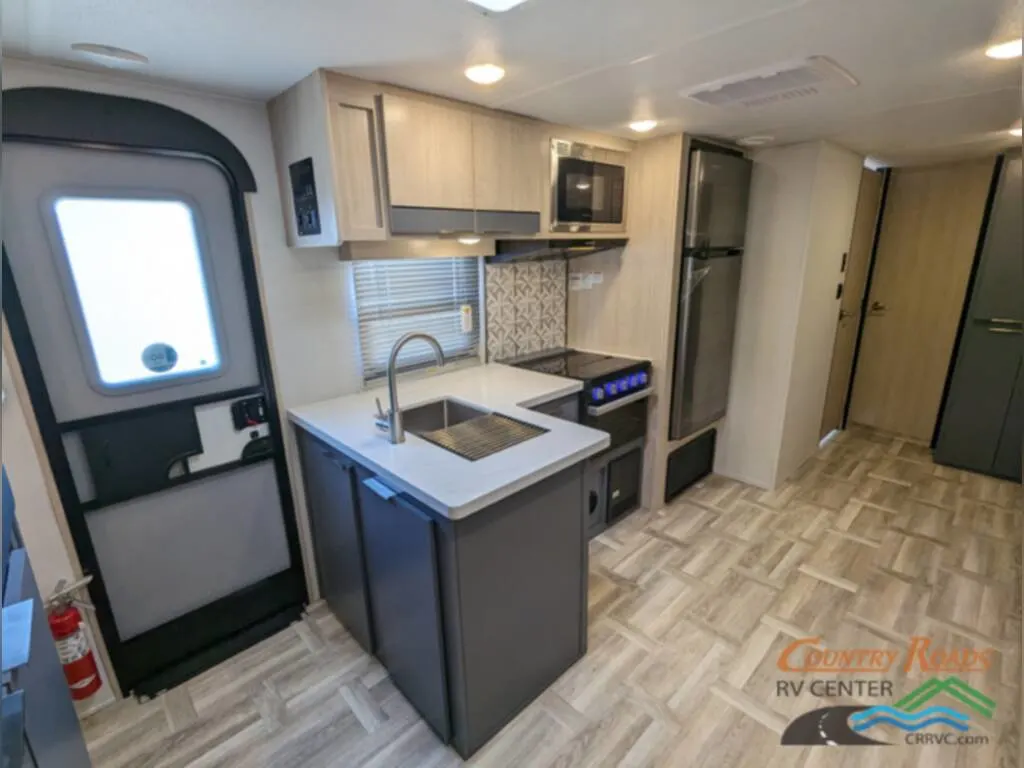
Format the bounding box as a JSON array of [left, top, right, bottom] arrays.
[[680, 57, 858, 108]]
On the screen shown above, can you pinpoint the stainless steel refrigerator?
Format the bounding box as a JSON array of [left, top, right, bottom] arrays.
[[669, 147, 753, 441]]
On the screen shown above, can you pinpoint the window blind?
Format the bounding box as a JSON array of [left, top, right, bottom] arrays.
[[353, 257, 481, 381]]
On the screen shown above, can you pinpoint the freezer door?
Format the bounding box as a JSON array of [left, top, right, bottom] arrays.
[[670, 254, 743, 440], [684, 149, 753, 251]]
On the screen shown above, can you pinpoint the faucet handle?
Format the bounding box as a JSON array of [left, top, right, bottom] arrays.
[[373, 397, 390, 433]]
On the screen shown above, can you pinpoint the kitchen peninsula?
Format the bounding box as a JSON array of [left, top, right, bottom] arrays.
[[289, 364, 609, 758]]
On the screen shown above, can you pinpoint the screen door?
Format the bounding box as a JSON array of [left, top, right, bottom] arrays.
[[3, 140, 304, 694]]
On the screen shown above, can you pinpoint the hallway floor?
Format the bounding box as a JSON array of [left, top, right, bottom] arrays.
[[83, 426, 1021, 767]]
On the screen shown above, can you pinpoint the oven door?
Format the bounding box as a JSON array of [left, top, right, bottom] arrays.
[[584, 390, 650, 449], [554, 157, 625, 231]]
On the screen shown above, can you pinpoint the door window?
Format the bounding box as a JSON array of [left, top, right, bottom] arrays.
[[51, 196, 223, 391]]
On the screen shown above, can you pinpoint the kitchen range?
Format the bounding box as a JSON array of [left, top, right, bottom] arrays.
[[502, 348, 653, 537]]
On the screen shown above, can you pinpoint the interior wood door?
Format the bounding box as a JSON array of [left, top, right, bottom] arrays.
[[820, 169, 884, 437], [847, 157, 995, 441]]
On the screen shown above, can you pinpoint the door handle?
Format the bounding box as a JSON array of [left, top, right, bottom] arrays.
[[986, 327, 1023, 335], [362, 476, 397, 501], [868, 300, 887, 315], [838, 309, 854, 320]]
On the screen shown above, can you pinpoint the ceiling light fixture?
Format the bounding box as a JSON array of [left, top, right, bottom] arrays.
[[738, 135, 774, 146], [1011, 127, 1023, 137], [986, 39, 1022, 59], [465, 64, 505, 85], [466, 0, 529, 12], [629, 120, 658, 133], [457, 236, 481, 245], [70, 42, 148, 67]]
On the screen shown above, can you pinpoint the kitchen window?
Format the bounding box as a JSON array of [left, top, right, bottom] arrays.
[[352, 257, 481, 381]]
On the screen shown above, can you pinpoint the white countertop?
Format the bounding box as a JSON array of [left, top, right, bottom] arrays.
[[288, 364, 610, 520]]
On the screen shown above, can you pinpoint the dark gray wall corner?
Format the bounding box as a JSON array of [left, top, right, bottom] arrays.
[[2, 86, 257, 192]]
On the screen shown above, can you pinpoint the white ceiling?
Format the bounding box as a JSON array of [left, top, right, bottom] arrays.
[[3, 0, 1021, 165]]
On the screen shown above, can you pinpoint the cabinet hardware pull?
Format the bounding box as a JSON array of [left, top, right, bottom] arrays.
[[986, 327, 1023, 334], [363, 476, 398, 501]]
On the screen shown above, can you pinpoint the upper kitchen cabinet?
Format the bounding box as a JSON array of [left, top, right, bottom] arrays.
[[472, 113, 545, 214], [380, 94, 475, 210], [269, 71, 388, 247]]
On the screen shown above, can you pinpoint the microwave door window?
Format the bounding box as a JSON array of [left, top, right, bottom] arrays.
[[590, 162, 625, 224], [558, 158, 596, 222]]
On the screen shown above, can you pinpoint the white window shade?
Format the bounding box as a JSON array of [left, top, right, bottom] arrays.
[[353, 258, 481, 381]]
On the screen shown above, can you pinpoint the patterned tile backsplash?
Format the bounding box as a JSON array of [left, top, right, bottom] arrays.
[[485, 261, 567, 361]]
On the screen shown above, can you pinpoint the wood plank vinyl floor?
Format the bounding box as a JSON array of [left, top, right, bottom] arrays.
[[84, 427, 1022, 767]]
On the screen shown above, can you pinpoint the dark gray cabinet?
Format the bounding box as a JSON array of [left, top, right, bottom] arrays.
[[356, 474, 451, 743], [433, 464, 587, 756], [935, 329, 1021, 476], [295, 426, 588, 759], [297, 431, 374, 654], [993, 359, 1024, 480], [935, 153, 1022, 482]]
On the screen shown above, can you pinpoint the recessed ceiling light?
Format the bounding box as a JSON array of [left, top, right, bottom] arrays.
[[738, 135, 773, 146], [466, 0, 529, 11], [465, 64, 505, 85], [986, 39, 1022, 59], [70, 43, 148, 67], [629, 120, 658, 133], [457, 236, 481, 245], [1011, 127, 1023, 137]]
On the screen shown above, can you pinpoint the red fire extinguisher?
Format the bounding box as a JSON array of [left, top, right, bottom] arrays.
[[47, 579, 103, 701]]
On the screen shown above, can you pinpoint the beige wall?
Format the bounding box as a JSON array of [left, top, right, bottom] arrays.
[[567, 134, 688, 509], [716, 141, 862, 489], [776, 142, 863, 482]]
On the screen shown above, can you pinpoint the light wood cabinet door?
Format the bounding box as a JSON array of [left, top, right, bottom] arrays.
[[472, 114, 545, 213], [328, 90, 387, 241], [381, 94, 474, 210]]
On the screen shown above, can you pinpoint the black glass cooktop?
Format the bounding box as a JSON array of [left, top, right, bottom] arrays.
[[503, 348, 643, 383]]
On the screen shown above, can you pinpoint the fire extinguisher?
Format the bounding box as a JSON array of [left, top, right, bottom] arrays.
[[47, 578, 103, 701]]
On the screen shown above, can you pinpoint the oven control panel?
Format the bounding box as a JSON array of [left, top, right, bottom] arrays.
[[587, 363, 652, 406]]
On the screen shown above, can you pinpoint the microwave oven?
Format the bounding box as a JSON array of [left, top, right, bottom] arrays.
[[550, 140, 627, 233]]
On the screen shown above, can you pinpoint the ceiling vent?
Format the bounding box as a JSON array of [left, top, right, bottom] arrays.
[[680, 57, 857, 108]]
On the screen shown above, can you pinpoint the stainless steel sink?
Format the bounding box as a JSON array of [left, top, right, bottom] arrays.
[[402, 398, 548, 461], [401, 398, 491, 434]]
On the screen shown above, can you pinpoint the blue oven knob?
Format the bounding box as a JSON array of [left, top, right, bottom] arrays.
[[629, 373, 641, 387], [591, 387, 605, 401], [605, 381, 617, 396], [618, 377, 630, 392], [638, 371, 648, 386]]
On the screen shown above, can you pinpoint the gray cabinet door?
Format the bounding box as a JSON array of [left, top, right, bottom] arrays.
[[935, 328, 1021, 474], [297, 432, 374, 654], [357, 476, 450, 743], [993, 357, 1024, 482], [970, 156, 1022, 323]]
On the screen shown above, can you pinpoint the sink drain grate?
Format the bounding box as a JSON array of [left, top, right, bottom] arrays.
[[416, 413, 548, 461]]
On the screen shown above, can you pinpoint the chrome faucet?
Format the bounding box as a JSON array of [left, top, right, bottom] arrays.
[[374, 332, 446, 443]]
